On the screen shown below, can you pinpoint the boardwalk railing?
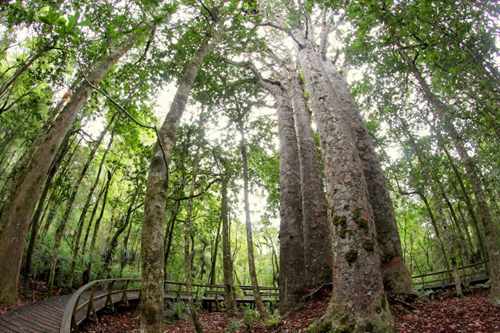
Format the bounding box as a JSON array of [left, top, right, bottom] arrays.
[[60, 278, 141, 333], [61, 279, 278, 332], [412, 261, 488, 290]]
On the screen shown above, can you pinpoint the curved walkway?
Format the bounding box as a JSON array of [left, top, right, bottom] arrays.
[[0, 295, 69, 333], [0, 263, 487, 333]]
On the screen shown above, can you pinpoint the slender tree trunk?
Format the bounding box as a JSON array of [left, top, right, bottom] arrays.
[[298, 45, 393, 331], [48, 120, 112, 289], [208, 219, 222, 286], [102, 187, 139, 278], [184, 184, 203, 333], [81, 181, 106, 255], [289, 71, 332, 290], [119, 214, 134, 277], [0, 35, 137, 304], [276, 84, 306, 314], [442, 145, 487, 261], [68, 130, 115, 286], [140, 33, 215, 333], [220, 176, 236, 315], [410, 63, 500, 304], [85, 169, 114, 282], [239, 127, 269, 319], [417, 191, 452, 276], [0, 42, 53, 99], [163, 199, 181, 281]]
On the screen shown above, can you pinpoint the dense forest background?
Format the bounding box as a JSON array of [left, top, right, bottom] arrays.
[[0, 0, 498, 331]]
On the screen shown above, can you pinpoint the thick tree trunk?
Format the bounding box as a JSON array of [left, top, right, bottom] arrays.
[[276, 85, 306, 314], [323, 62, 412, 295], [140, 34, 215, 333], [239, 127, 269, 319], [289, 72, 332, 290], [0, 36, 136, 304], [220, 176, 236, 315], [48, 120, 112, 289], [299, 46, 393, 332]]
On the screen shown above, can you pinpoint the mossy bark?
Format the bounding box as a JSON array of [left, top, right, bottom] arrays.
[[289, 71, 332, 290], [141, 34, 215, 332], [298, 42, 394, 332]]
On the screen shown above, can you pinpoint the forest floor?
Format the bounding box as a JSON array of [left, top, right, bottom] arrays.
[[81, 288, 500, 333]]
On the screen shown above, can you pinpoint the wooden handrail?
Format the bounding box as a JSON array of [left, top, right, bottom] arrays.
[[411, 261, 486, 280], [61, 278, 278, 333], [60, 278, 139, 333]]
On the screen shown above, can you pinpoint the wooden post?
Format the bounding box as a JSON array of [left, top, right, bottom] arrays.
[[105, 280, 115, 311], [87, 285, 97, 321], [121, 280, 130, 306]]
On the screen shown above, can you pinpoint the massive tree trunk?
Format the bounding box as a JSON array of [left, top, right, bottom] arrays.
[[239, 127, 269, 320], [299, 45, 393, 331], [48, 119, 112, 289], [140, 33, 215, 333], [289, 71, 332, 290], [220, 176, 236, 315], [323, 61, 412, 295], [276, 84, 306, 314], [0, 35, 137, 304], [410, 62, 500, 304]]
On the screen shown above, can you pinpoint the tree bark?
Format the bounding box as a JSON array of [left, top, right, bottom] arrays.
[[276, 83, 306, 314], [322, 61, 412, 295], [0, 35, 137, 304], [140, 33, 215, 332], [289, 71, 332, 290], [298, 45, 393, 331]]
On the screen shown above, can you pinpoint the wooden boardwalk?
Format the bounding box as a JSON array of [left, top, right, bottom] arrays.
[[0, 295, 69, 333], [0, 262, 488, 333]]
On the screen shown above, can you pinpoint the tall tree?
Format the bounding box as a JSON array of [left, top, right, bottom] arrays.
[[289, 70, 332, 289], [0, 33, 139, 304], [140, 22, 219, 332], [276, 81, 306, 314]]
